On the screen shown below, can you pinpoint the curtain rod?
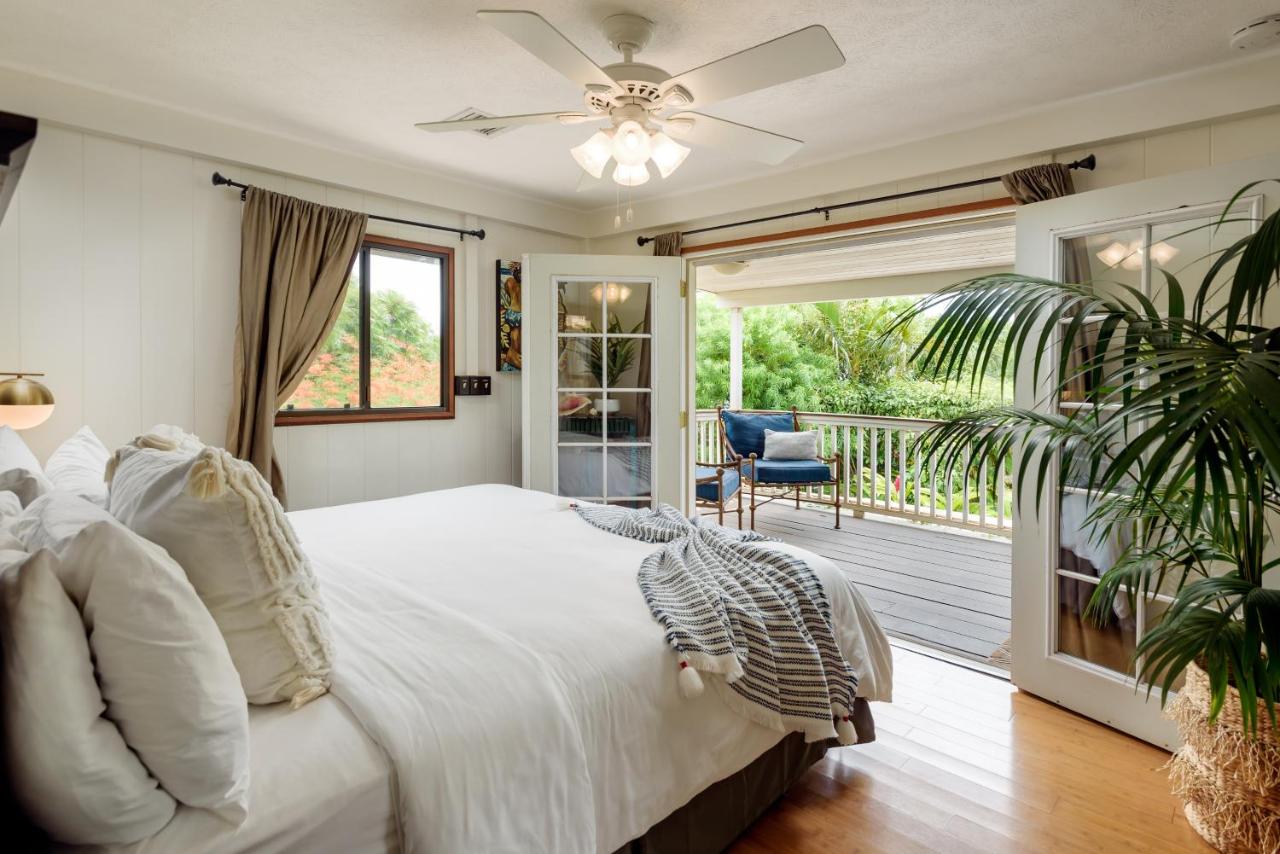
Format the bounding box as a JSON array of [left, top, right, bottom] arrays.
[[635, 154, 1096, 248], [210, 172, 486, 240]]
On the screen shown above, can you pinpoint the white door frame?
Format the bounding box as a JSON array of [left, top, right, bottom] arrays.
[[1011, 153, 1279, 748], [522, 253, 688, 510]]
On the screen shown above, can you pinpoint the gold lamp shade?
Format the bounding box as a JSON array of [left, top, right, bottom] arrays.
[[0, 373, 55, 430]]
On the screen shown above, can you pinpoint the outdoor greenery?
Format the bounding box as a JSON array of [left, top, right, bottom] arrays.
[[695, 297, 1010, 417], [895, 183, 1280, 732], [286, 280, 442, 410], [696, 296, 1014, 520]]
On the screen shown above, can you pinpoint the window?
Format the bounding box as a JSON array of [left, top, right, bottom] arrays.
[[279, 236, 454, 424]]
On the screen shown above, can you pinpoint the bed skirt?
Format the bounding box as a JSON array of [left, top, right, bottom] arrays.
[[612, 697, 876, 854]]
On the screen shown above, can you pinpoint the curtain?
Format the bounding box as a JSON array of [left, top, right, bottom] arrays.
[[226, 187, 368, 505], [999, 163, 1076, 205]]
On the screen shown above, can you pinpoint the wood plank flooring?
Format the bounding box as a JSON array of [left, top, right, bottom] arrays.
[[754, 502, 1012, 666], [733, 645, 1211, 853]]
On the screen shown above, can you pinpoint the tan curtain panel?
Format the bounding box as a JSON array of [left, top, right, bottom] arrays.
[[1000, 163, 1077, 205], [651, 231, 683, 257], [227, 187, 368, 504]]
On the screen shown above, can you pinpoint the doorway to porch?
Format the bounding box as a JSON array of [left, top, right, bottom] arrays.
[[692, 217, 1015, 670]]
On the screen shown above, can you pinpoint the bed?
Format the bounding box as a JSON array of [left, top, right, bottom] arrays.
[[75, 483, 893, 854]]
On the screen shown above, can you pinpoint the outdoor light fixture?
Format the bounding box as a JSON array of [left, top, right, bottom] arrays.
[[591, 282, 633, 303], [1096, 240, 1179, 270]]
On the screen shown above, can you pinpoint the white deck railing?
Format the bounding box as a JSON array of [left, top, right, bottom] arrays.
[[696, 409, 1012, 534]]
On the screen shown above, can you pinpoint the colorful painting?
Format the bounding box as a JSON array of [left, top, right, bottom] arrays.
[[496, 260, 522, 372]]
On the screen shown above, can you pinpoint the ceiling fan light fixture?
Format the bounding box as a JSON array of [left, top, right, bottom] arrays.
[[612, 162, 651, 187], [571, 130, 613, 179], [611, 120, 651, 166], [649, 131, 690, 179]]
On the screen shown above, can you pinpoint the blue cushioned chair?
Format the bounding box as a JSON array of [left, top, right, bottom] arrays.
[[718, 406, 842, 530], [693, 457, 743, 528]]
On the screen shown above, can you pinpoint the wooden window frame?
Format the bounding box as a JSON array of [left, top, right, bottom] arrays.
[[276, 235, 455, 426]]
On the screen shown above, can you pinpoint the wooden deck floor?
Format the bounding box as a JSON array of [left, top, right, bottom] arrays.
[[753, 501, 1012, 667], [733, 645, 1209, 853]]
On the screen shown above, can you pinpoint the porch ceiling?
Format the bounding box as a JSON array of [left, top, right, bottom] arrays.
[[695, 222, 1016, 297]]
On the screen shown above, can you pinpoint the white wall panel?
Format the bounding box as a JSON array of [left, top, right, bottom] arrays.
[[139, 147, 195, 433], [17, 126, 83, 460], [1, 124, 584, 506], [82, 136, 142, 450]]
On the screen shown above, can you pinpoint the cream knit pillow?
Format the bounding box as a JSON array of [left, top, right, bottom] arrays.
[[108, 435, 333, 707]]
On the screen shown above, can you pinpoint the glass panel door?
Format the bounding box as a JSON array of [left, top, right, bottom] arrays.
[[523, 254, 686, 509], [555, 277, 655, 506], [1009, 156, 1275, 748]]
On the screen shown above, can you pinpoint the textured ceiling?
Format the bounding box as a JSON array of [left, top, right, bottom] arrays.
[[0, 1, 1273, 210]]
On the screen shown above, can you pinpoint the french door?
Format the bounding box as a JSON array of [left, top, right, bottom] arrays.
[[521, 254, 688, 509], [1012, 154, 1279, 748]]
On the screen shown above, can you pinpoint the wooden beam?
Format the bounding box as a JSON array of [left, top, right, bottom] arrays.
[[682, 198, 1015, 255]]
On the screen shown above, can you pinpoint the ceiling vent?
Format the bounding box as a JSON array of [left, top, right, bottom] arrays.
[[441, 108, 515, 137]]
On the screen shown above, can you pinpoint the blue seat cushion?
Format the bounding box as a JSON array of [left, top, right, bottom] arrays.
[[695, 465, 740, 501], [747, 458, 832, 484], [721, 410, 795, 459]]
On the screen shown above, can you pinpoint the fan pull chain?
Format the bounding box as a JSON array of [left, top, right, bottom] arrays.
[[614, 183, 622, 230]]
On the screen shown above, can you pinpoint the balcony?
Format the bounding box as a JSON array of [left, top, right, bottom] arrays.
[[696, 410, 1013, 668]]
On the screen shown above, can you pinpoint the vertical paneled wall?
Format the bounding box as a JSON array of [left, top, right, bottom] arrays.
[[0, 124, 582, 509]]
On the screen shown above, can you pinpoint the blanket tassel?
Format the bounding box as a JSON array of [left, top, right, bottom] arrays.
[[836, 714, 858, 745], [678, 660, 704, 698]]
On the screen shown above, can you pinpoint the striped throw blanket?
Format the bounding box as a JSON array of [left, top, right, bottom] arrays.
[[574, 502, 859, 745]]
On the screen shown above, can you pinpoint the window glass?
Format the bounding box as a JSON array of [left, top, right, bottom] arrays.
[[279, 239, 451, 420], [283, 265, 361, 411], [369, 248, 443, 409]]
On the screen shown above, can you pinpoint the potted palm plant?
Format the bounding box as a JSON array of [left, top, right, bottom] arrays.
[[892, 184, 1279, 852]]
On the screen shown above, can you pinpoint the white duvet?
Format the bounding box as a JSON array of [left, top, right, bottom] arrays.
[[289, 485, 892, 854]]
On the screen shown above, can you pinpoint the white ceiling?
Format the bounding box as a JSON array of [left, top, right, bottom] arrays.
[[696, 223, 1016, 293], [0, 1, 1274, 211]]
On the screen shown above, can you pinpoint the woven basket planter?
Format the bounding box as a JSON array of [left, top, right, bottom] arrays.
[[1167, 662, 1280, 853]]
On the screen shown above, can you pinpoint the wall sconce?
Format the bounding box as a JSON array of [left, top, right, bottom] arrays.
[[0, 372, 55, 430]]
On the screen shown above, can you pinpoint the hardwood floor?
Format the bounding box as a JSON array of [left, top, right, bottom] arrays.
[[754, 502, 1012, 666], [732, 646, 1211, 853]]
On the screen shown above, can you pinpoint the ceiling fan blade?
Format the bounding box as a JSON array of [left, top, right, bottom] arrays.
[[663, 25, 844, 108], [477, 10, 616, 89], [415, 112, 589, 132], [666, 113, 803, 165]]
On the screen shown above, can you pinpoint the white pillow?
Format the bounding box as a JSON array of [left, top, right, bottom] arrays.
[[0, 548, 176, 844], [109, 437, 334, 708], [45, 426, 110, 506], [0, 490, 21, 529], [13, 493, 250, 819], [763, 428, 820, 461], [0, 425, 52, 506]]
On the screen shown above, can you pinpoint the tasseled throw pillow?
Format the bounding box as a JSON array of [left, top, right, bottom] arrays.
[[107, 433, 334, 708]]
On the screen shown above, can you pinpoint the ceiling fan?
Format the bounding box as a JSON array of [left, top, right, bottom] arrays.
[[416, 10, 846, 189]]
